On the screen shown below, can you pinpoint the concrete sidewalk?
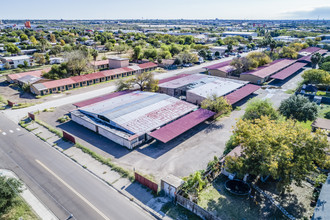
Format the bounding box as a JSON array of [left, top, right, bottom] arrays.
[[0, 169, 58, 220]]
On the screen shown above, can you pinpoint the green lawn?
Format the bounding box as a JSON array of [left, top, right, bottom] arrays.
[[1, 196, 39, 220], [316, 91, 330, 98], [297, 120, 313, 131], [197, 175, 278, 220], [319, 104, 330, 119]]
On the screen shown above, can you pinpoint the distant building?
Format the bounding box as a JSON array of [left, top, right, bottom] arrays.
[[273, 36, 300, 42], [90, 60, 109, 70], [108, 57, 129, 69], [71, 91, 201, 148], [0, 55, 33, 68], [49, 57, 65, 65], [222, 31, 257, 39]]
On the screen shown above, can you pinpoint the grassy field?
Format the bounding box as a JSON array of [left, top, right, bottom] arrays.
[[0, 65, 52, 76], [1, 196, 39, 220]]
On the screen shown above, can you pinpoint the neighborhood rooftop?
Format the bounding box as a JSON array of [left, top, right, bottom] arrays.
[[242, 59, 296, 78], [271, 62, 307, 80]]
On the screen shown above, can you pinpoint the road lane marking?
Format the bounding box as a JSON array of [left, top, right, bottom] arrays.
[[2, 132, 6, 135], [35, 160, 110, 220], [9, 130, 13, 133]]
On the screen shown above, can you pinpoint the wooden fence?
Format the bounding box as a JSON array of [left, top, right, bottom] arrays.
[[134, 172, 158, 193]]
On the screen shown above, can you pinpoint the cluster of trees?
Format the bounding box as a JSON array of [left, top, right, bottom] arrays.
[[230, 52, 272, 74], [302, 69, 330, 86], [43, 50, 90, 79], [225, 96, 327, 192], [226, 116, 328, 192]]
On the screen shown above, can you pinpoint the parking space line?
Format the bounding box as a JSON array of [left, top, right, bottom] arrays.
[[16, 128, 21, 131], [9, 130, 13, 133], [2, 132, 6, 135]]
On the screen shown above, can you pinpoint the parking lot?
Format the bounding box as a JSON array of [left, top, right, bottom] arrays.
[[35, 70, 303, 183]]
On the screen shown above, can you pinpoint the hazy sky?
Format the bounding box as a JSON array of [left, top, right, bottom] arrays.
[[1, 0, 330, 20]]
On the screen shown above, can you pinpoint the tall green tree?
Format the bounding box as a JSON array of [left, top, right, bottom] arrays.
[[302, 69, 330, 85], [5, 43, 20, 54], [311, 52, 323, 69], [242, 98, 278, 121], [279, 95, 318, 122]]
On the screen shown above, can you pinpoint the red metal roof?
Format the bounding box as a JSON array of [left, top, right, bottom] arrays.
[[149, 108, 215, 143], [205, 60, 232, 70], [225, 84, 260, 105], [299, 47, 321, 53], [243, 59, 296, 78], [138, 62, 157, 69], [271, 62, 306, 80], [73, 90, 133, 107], [90, 60, 109, 66], [7, 68, 51, 81], [158, 74, 190, 84]]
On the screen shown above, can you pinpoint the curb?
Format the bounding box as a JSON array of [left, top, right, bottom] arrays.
[[21, 122, 169, 220]]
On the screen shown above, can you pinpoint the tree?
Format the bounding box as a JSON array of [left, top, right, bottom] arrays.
[[116, 71, 158, 92], [227, 44, 233, 52], [45, 53, 50, 64], [279, 95, 318, 122], [43, 63, 69, 79], [201, 94, 232, 114], [132, 46, 142, 61], [104, 42, 113, 51], [311, 53, 323, 69], [279, 46, 298, 59], [177, 51, 198, 64], [23, 60, 29, 68], [198, 50, 207, 59], [269, 40, 276, 53], [214, 51, 220, 57], [60, 39, 66, 46], [225, 116, 329, 192], [5, 43, 20, 54], [4, 62, 11, 69], [302, 69, 330, 85], [33, 53, 46, 65], [114, 44, 129, 54], [50, 45, 62, 56], [0, 176, 22, 214], [320, 62, 330, 72], [90, 49, 98, 72], [39, 38, 49, 52], [243, 98, 278, 121], [216, 38, 224, 46], [50, 34, 56, 43], [65, 50, 89, 76], [20, 34, 28, 41], [29, 36, 38, 45]]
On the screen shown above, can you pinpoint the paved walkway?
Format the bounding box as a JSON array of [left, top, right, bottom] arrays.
[[0, 169, 58, 220]]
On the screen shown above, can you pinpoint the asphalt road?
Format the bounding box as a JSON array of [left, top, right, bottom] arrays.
[[0, 113, 154, 220]]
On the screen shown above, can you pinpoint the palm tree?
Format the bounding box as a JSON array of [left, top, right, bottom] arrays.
[[91, 49, 98, 72], [311, 53, 322, 69]]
